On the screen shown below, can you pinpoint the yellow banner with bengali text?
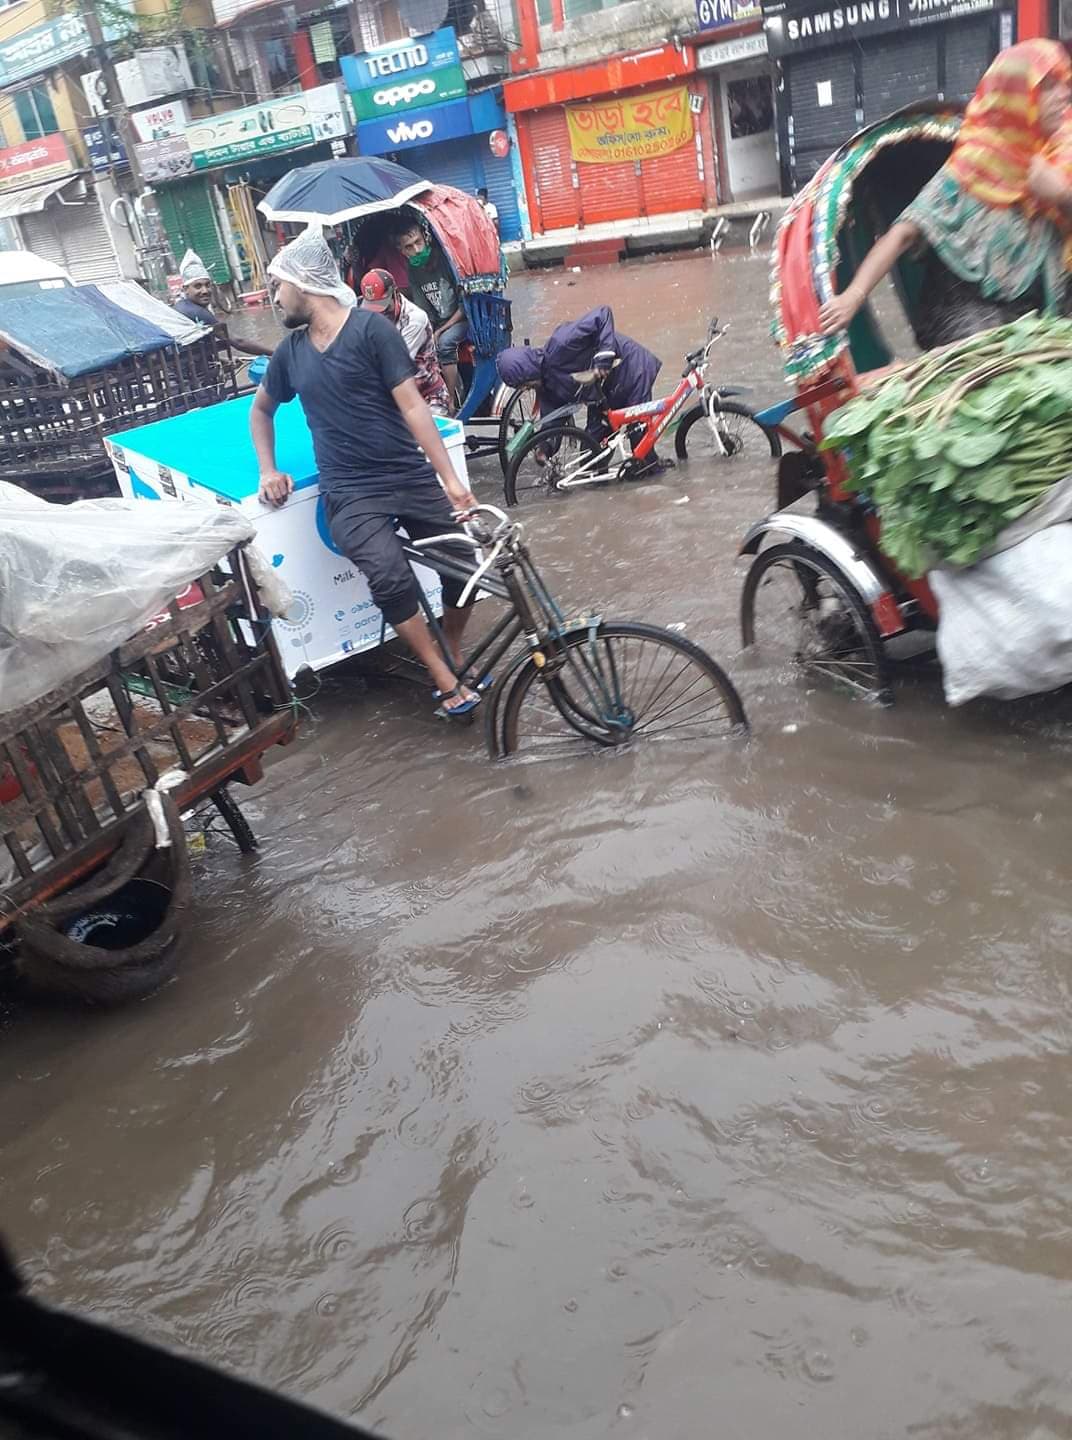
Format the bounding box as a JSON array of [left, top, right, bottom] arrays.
[[566, 86, 693, 166]]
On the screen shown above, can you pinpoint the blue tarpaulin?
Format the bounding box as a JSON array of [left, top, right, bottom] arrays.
[[0, 285, 177, 379]]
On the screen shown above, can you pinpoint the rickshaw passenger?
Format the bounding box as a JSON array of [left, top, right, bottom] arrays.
[[819, 41, 1072, 349], [358, 268, 452, 417], [390, 219, 468, 403]]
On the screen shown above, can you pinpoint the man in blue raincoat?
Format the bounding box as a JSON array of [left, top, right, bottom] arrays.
[[497, 305, 662, 449]]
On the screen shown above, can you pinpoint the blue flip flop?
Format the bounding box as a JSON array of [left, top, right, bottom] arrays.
[[433, 685, 482, 720]]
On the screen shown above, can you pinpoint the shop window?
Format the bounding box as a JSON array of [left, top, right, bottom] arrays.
[[15, 85, 58, 140], [302, 13, 355, 82], [726, 76, 773, 138], [262, 36, 293, 92]]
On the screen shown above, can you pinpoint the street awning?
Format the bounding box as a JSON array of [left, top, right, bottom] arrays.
[[0, 175, 78, 219]]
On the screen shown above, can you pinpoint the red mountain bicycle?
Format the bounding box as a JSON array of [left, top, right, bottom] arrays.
[[503, 320, 781, 507]]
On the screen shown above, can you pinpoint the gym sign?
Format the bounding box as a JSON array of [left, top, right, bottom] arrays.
[[348, 62, 467, 121]]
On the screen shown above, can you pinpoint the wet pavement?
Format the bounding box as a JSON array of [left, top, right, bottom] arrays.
[[3, 252, 1072, 1439]]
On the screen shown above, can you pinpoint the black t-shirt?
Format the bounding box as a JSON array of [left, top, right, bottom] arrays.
[[406, 251, 459, 328], [174, 295, 216, 326], [263, 308, 433, 495]]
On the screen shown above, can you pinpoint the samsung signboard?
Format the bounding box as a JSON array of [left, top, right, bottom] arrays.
[[763, 0, 996, 52]]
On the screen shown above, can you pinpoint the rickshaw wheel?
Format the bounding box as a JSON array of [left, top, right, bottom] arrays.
[[740, 541, 892, 704]]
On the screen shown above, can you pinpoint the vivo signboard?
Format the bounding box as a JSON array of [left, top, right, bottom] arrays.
[[341, 28, 460, 90], [357, 95, 474, 153]]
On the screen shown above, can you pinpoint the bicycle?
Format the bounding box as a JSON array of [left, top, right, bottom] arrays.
[[503, 320, 781, 507], [391, 504, 748, 757]]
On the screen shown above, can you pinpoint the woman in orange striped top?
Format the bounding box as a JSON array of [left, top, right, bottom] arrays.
[[820, 41, 1072, 348]]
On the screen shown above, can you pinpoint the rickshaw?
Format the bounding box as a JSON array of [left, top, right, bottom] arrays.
[[740, 103, 965, 704], [259, 160, 516, 467]]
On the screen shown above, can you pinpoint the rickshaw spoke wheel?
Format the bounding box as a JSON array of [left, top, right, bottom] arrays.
[[740, 541, 892, 704]]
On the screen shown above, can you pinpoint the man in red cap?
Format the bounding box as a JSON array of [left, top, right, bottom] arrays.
[[360, 269, 452, 417]]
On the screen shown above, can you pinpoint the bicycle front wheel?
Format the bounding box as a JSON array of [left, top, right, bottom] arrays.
[[504, 424, 601, 507], [497, 385, 537, 475], [675, 400, 781, 463], [498, 622, 747, 757]]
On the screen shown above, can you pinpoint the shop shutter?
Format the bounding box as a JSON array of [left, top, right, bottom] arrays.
[[524, 109, 580, 233], [410, 136, 482, 196], [21, 195, 120, 285], [480, 149, 522, 243], [861, 31, 938, 124], [577, 156, 643, 226], [787, 50, 857, 187], [944, 16, 994, 102], [639, 130, 704, 216], [155, 179, 232, 284]]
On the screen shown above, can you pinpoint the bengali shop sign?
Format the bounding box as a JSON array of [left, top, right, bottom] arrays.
[[566, 87, 693, 165], [0, 134, 72, 193], [185, 83, 348, 169]]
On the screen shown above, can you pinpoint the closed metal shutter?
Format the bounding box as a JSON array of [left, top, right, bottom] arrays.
[[787, 49, 857, 187], [20, 192, 120, 285], [944, 15, 994, 102], [862, 31, 938, 124], [155, 178, 232, 284], [577, 156, 643, 226], [409, 136, 482, 195], [639, 129, 704, 216], [523, 109, 580, 233], [481, 148, 522, 243]]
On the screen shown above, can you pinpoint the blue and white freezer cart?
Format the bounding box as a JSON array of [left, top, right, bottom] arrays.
[[107, 395, 469, 680]]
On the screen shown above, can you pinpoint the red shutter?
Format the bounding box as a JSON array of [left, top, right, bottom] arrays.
[[576, 156, 643, 227], [524, 109, 580, 233], [639, 127, 704, 216]]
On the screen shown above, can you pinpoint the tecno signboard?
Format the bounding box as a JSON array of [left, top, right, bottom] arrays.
[[357, 95, 474, 154], [342, 28, 460, 90], [763, 0, 995, 52], [344, 29, 468, 124]]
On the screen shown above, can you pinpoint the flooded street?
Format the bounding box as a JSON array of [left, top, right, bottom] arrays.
[[4, 252, 1072, 1438]]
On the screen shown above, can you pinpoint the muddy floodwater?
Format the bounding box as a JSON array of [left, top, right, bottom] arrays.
[[3, 253, 1072, 1439]]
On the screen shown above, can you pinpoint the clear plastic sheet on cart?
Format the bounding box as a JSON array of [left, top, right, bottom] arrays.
[[0, 482, 255, 717]]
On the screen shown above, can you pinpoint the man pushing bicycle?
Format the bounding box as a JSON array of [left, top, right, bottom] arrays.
[[250, 227, 481, 718]]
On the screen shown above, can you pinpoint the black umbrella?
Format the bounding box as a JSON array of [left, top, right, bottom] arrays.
[[258, 156, 430, 226]]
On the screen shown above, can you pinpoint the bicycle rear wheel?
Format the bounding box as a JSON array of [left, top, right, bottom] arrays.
[[497, 621, 747, 757], [497, 385, 537, 475], [675, 400, 781, 463], [505, 424, 601, 507]]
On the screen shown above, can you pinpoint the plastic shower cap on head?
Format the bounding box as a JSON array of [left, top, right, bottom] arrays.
[[267, 225, 356, 307], [179, 249, 211, 283]]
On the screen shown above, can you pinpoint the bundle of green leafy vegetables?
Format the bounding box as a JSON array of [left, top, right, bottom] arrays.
[[820, 313, 1072, 578]]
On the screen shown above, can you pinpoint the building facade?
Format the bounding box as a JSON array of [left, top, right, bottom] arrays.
[[762, 0, 1014, 191]]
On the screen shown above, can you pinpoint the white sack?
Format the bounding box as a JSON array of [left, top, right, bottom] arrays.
[[931, 524, 1072, 705], [0, 482, 254, 717]]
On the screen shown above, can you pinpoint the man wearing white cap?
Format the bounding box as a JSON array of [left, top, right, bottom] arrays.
[[175, 249, 273, 356], [251, 227, 481, 717]]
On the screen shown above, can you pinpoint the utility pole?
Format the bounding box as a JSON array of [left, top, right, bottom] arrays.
[[81, 0, 145, 192]]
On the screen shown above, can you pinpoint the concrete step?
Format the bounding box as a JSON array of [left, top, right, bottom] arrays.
[[562, 237, 626, 268]]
